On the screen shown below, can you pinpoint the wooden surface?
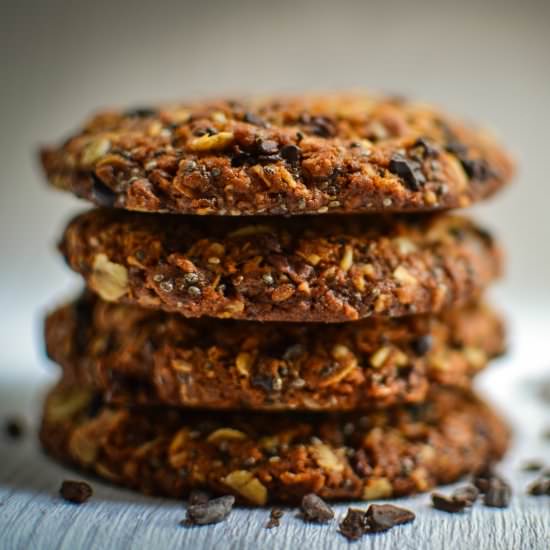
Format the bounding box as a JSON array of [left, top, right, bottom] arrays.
[[1, 309, 549, 550]]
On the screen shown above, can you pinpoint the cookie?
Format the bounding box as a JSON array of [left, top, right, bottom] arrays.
[[40, 93, 514, 216], [45, 293, 505, 411], [60, 208, 502, 322], [40, 381, 509, 504]]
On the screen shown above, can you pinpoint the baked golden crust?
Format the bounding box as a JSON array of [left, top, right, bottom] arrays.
[[45, 293, 505, 411], [59, 209, 502, 322], [39, 381, 509, 504], [40, 93, 514, 216]]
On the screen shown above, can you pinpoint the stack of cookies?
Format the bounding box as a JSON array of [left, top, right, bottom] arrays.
[[39, 93, 514, 505]]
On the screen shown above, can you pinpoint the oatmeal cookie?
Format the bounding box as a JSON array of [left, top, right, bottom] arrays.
[[40, 381, 509, 504], [40, 93, 514, 216], [45, 293, 505, 411], [59, 209, 502, 322]]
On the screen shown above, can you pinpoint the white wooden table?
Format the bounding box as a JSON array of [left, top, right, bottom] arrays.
[[1, 306, 549, 550]]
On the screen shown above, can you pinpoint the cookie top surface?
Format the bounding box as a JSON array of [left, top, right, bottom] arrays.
[[46, 293, 505, 411], [40, 93, 514, 216], [40, 381, 509, 504], [60, 209, 502, 322]]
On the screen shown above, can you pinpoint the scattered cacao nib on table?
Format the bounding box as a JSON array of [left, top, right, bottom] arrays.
[[520, 459, 545, 472], [473, 467, 505, 493], [452, 485, 480, 505], [265, 507, 284, 529], [59, 480, 93, 504], [483, 478, 512, 509], [432, 485, 479, 513], [3, 417, 25, 440], [432, 493, 466, 514], [300, 493, 334, 523], [526, 468, 550, 496], [339, 504, 415, 541], [472, 468, 513, 508], [527, 477, 550, 496], [365, 504, 416, 533], [339, 508, 367, 541], [188, 490, 210, 506], [183, 495, 235, 526]]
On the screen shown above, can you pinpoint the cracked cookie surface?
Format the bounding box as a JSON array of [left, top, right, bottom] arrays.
[[40, 93, 514, 216], [59, 209, 502, 322]]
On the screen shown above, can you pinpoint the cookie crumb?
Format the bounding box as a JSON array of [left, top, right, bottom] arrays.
[[265, 507, 284, 529], [4, 417, 25, 440], [300, 493, 334, 523], [183, 495, 235, 526], [60, 480, 93, 504]]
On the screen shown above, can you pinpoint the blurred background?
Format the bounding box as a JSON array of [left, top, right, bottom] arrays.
[[1, 0, 549, 374]]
